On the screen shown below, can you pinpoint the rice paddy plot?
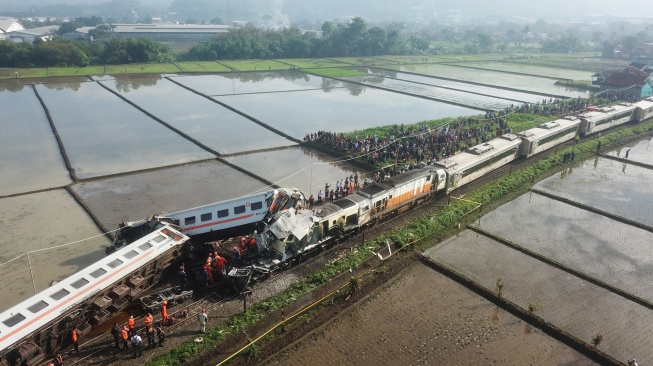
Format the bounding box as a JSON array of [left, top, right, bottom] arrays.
[[101, 77, 294, 154], [342, 75, 518, 110], [71, 160, 268, 230], [0, 84, 71, 196], [223, 147, 364, 197], [35, 81, 213, 179], [361, 68, 545, 104], [170, 71, 332, 96], [214, 86, 478, 140], [266, 263, 594, 366], [456, 62, 594, 81], [534, 153, 653, 227], [385, 63, 589, 98], [424, 230, 653, 364], [472, 192, 653, 302], [602, 136, 653, 166], [279, 58, 352, 69], [217, 59, 290, 71], [0, 189, 110, 312]]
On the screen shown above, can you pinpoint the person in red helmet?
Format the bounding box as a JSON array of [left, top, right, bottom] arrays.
[[198, 308, 208, 333]]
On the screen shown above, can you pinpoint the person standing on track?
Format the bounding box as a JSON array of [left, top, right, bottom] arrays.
[[111, 322, 120, 349], [127, 315, 135, 335], [130, 332, 142, 358], [71, 327, 79, 354], [121, 326, 130, 349], [155, 323, 165, 347], [161, 301, 169, 324], [198, 309, 208, 333]]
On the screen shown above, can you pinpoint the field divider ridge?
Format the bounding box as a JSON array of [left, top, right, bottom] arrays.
[[597, 152, 653, 170]]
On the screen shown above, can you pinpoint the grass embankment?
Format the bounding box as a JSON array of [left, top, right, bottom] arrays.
[[276, 58, 352, 69], [175, 61, 232, 72], [145, 119, 653, 366], [303, 67, 368, 78], [555, 79, 593, 90], [217, 59, 290, 71]]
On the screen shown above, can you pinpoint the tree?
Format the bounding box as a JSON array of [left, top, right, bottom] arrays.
[[321, 21, 334, 37], [210, 17, 223, 25], [477, 33, 494, 52]]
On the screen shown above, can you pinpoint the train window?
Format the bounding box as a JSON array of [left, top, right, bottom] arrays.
[[426, 175, 432, 181], [217, 209, 229, 218], [2, 313, 26, 327], [71, 278, 89, 289], [51, 289, 70, 301], [184, 216, 196, 226], [201, 212, 212, 222], [124, 250, 138, 259], [251, 201, 263, 211], [234, 205, 246, 214], [151, 235, 166, 243], [138, 242, 152, 251], [107, 259, 123, 269], [28, 300, 49, 313], [90, 268, 107, 278]]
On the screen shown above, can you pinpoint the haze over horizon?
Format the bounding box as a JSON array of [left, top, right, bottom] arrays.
[[3, 0, 653, 22]]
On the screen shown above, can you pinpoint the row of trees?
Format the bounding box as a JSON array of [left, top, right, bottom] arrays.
[[0, 37, 172, 67], [184, 18, 429, 61]]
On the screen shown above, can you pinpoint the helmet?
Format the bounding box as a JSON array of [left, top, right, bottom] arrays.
[[208, 253, 212, 257], [233, 246, 237, 250], [201, 309, 206, 313], [162, 301, 167, 305]]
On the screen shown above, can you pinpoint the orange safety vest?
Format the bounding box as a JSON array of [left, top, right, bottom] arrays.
[[71, 329, 78, 342], [121, 328, 129, 340], [161, 305, 168, 320], [128, 318, 135, 329]]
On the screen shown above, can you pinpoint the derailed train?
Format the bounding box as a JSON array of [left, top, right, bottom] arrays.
[[250, 98, 653, 269], [1, 98, 652, 365]]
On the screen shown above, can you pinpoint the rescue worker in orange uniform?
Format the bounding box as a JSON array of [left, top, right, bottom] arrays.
[[127, 315, 135, 335], [204, 263, 214, 284], [247, 236, 257, 255], [71, 327, 79, 353], [161, 301, 169, 324], [214, 254, 227, 275], [121, 326, 129, 349], [239, 237, 247, 258], [206, 253, 214, 267], [144, 313, 153, 328]]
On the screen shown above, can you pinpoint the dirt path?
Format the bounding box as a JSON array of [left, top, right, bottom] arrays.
[[260, 264, 596, 366]]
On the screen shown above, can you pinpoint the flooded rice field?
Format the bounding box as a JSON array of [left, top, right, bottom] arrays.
[[214, 87, 478, 139], [534, 154, 653, 227], [603, 136, 653, 166], [71, 160, 268, 230], [386, 63, 590, 98], [266, 262, 594, 366], [361, 67, 545, 104], [100, 77, 295, 154], [0, 85, 71, 196], [224, 147, 360, 196], [0, 190, 110, 312], [169, 71, 329, 95], [35, 81, 213, 179], [462, 62, 594, 81], [424, 230, 651, 364], [473, 192, 653, 301], [343, 74, 522, 110]]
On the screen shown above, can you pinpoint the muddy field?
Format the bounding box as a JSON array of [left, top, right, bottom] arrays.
[[262, 264, 595, 366]]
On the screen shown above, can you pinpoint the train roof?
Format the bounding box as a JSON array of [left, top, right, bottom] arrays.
[[578, 103, 636, 120], [432, 134, 522, 174], [163, 189, 276, 216], [357, 167, 444, 199], [636, 97, 653, 110], [0, 224, 189, 352], [517, 117, 581, 141]]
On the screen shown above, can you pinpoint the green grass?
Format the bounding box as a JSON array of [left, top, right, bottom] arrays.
[[46, 66, 106, 77], [175, 61, 232, 72], [335, 57, 400, 66], [105, 63, 181, 74], [280, 58, 352, 68], [0, 68, 48, 79], [304, 67, 367, 78], [217, 59, 289, 71]]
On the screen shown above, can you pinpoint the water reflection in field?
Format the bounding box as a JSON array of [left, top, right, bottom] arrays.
[[72, 160, 268, 230], [0, 85, 71, 196], [475, 193, 653, 301], [101, 77, 295, 154], [0, 190, 110, 312], [463, 62, 594, 81], [359, 68, 545, 104], [224, 147, 364, 196], [603, 137, 653, 165], [387, 64, 589, 98], [534, 154, 653, 226], [170, 71, 330, 95], [215, 87, 478, 140], [35, 81, 213, 178]]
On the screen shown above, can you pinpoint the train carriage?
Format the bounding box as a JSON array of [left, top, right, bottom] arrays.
[[434, 133, 522, 192], [634, 97, 653, 122], [517, 117, 582, 158], [0, 225, 189, 366], [578, 103, 638, 136]]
